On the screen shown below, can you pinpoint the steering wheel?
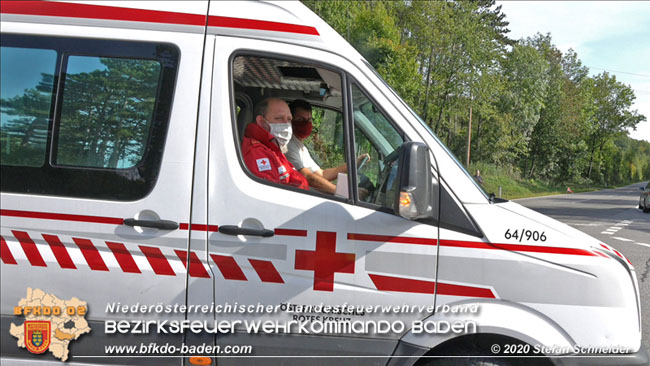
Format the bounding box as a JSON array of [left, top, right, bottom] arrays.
[[357, 155, 370, 172], [370, 149, 400, 206]]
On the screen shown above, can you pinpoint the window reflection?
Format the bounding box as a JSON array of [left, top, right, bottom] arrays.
[[56, 56, 161, 169]]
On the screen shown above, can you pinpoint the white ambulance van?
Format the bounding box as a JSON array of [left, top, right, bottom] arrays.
[[1, 1, 647, 365]]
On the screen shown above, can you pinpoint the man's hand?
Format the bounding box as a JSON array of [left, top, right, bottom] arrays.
[[356, 153, 370, 168]]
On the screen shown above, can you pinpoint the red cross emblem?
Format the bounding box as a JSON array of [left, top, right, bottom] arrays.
[[294, 231, 355, 291]]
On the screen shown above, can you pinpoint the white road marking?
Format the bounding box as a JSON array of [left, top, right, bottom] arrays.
[[599, 220, 633, 237], [612, 237, 633, 242], [634, 242, 650, 249], [570, 199, 593, 204]]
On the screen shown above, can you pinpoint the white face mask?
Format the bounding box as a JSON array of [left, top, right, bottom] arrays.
[[264, 119, 292, 152]]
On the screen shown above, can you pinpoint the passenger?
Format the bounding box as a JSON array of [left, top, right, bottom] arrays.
[[286, 100, 368, 195], [242, 98, 309, 190]]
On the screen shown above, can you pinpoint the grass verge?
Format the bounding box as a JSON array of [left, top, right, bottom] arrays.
[[470, 163, 609, 200]]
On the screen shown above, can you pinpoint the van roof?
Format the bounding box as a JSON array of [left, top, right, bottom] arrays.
[[1, 1, 361, 61]]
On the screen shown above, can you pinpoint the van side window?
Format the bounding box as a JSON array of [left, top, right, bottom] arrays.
[[0, 35, 179, 200], [1, 47, 57, 167], [231, 54, 348, 197], [55, 56, 162, 169]]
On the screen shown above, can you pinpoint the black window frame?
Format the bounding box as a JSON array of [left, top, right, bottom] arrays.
[[0, 34, 179, 201], [346, 79, 408, 213], [227, 51, 481, 237]]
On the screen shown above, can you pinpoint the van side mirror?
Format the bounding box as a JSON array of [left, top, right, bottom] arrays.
[[394, 142, 434, 220]]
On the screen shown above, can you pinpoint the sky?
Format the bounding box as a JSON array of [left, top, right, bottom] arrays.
[[497, 1, 650, 143]]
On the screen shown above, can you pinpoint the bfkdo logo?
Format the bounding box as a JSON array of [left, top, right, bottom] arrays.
[[25, 321, 51, 354], [10, 288, 91, 362]]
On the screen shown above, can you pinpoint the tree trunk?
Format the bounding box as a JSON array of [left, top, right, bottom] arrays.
[[475, 115, 482, 158], [446, 114, 452, 146], [434, 90, 449, 134], [587, 138, 598, 178], [421, 45, 435, 122], [416, 54, 426, 107], [434, 66, 457, 131], [528, 158, 536, 178]]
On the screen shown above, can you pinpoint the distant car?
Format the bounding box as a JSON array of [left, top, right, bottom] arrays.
[[639, 182, 650, 213]]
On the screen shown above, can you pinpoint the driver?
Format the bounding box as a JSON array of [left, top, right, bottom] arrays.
[[286, 99, 368, 195]]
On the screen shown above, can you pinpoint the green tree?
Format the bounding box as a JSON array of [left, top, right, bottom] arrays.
[[302, 0, 648, 187], [1, 58, 160, 169], [1, 73, 55, 166], [585, 72, 645, 180], [497, 39, 549, 165], [57, 58, 160, 168]]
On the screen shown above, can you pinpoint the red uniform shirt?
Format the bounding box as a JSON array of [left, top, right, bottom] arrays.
[[242, 123, 309, 190]]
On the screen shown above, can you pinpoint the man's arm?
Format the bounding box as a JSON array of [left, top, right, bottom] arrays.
[[300, 168, 337, 194], [321, 165, 347, 181], [321, 153, 370, 181]]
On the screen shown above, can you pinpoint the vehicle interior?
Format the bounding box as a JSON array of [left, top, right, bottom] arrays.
[[231, 54, 407, 209]]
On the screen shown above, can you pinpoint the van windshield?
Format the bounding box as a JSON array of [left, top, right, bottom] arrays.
[[361, 60, 490, 200]]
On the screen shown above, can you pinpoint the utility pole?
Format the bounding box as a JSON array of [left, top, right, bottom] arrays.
[[466, 106, 472, 167]]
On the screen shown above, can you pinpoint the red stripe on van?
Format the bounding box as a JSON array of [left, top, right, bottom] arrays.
[[181, 224, 219, 232], [348, 233, 438, 246], [72, 238, 109, 271], [1, 1, 320, 36], [438, 240, 492, 250], [249, 259, 284, 283], [106, 242, 141, 274], [139, 246, 176, 276], [592, 250, 609, 258], [208, 15, 319, 36], [1, 209, 123, 226], [491, 242, 597, 256], [0, 209, 206, 234], [1, 236, 18, 265], [275, 228, 308, 237], [0, 1, 206, 26], [349, 232, 595, 256], [435, 282, 496, 298], [42, 234, 76, 269], [210, 254, 247, 281], [369, 274, 496, 298], [175, 250, 210, 278], [12, 231, 46, 267], [611, 249, 633, 266], [440, 240, 597, 256]]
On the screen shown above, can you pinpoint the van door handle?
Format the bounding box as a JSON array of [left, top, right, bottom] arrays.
[[123, 218, 179, 230], [218, 225, 274, 237]]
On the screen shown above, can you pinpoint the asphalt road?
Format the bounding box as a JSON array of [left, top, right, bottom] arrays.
[[515, 182, 650, 354]]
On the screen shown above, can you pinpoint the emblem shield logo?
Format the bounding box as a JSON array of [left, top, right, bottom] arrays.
[[25, 321, 51, 354]]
